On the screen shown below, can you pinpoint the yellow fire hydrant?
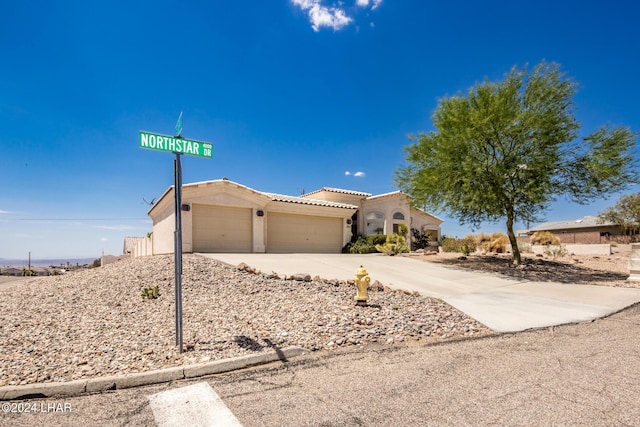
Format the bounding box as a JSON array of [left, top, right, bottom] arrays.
[[354, 265, 370, 306]]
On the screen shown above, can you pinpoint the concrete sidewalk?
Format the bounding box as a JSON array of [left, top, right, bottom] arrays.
[[202, 253, 640, 333]]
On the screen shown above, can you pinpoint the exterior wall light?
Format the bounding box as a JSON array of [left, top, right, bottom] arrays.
[[181, 204, 191, 211], [256, 210, 265, 217]]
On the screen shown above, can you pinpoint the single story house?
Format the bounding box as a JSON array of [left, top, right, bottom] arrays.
[[519, 215, 638, 244], [141, 178, 443, 255]]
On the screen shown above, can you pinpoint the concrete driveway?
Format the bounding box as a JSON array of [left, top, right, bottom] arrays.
[[201, 253, 640, 333]]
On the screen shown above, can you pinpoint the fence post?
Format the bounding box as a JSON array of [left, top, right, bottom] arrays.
[[629, 243, 640, 281]]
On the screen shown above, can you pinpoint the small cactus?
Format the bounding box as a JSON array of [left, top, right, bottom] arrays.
[[141, 285, 160, 300]]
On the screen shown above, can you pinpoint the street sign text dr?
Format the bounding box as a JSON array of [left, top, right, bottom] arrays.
[[139, 131, 213, 158]]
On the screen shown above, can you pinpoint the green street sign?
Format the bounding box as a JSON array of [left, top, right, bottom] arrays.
[[139, 131, 212, 158]]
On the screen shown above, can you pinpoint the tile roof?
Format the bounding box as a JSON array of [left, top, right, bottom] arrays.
[[262, 193, 358, 209], [365, 190, 404, 200], [302, 187, 371, 198]]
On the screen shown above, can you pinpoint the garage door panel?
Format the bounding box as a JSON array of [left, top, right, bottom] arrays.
[[267, 212, 342, 253], [193, 205, 252, 252]]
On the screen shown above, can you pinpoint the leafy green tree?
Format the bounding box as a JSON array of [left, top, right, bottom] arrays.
[[598, 192, 640, 235], [395, 62, 638, 265]]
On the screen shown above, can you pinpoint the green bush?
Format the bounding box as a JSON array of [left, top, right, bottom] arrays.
[[343, 234, 405, 254], [141, 285, 160, 300], [367, 234, 388, 246], [375, 234, 410, 256], [21, 268, 36, 276], [343, 235, 378, 254]]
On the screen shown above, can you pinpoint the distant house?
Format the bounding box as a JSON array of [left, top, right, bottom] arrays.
[[0, 267, 50, 276], [1, 267, 22, 276], [521, 215, 639, 244], [133, 179, 443, 256]]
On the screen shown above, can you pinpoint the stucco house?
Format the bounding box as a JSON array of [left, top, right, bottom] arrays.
[[520, 215, 638, 244], [140, 178, 442, 255]]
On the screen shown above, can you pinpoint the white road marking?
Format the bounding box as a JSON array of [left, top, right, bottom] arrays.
[[148, 382, 243, 427]]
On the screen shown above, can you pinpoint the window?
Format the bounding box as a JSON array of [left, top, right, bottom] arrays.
[[392, 212, 404, 220], [365, 212, 385, 234]]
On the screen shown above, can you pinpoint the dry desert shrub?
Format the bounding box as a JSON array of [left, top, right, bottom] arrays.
[[477, 232, 510, 253], [530, 231, 561, 245]]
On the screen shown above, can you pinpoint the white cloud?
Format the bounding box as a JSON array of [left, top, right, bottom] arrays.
[[345, 171, 351, 175], [345, 170, 365, 177], [357, 0, 383, 9], [292, 0, 383, 31], [0, 210, 9, 214], [292, 0, 353, 31], [100, 237, 108, 242], [354, 171, 366, 177], [94, 225, 137, 231]]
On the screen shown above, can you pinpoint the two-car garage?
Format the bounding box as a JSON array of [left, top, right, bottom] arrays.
[[191, 206, 344, 253], [149, 180, 355, 255]]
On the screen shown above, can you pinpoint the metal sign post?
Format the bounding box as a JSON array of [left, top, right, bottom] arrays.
[[174, 150, 184, 352], [139, 114, 212, 354]]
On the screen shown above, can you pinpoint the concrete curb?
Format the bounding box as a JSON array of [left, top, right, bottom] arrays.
[[0, 346, 308, 401]]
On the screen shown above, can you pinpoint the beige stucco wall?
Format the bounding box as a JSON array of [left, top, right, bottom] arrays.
[[131, 236, 153, 257], [360, 194, 411, 238], [530, 244, 611, 256], [410, 209, 442, 242], [152, 207, 176, 255], [148, 181, 356, 255]]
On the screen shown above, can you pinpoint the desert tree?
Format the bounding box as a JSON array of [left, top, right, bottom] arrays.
[[395, 62, 638, 265], [598, 192, 640, 236]]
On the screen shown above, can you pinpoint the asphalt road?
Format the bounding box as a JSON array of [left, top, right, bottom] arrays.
[[3, 303, 639, 427]]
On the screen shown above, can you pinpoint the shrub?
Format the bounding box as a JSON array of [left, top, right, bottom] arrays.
[[375, 234, 410, 256], [479, 232, 510, 253], [411, 228, 431, 250], [530, 231, 561, 246], [544, 245, 568, 260], [367, 234, 388, 246], [440, 235, 477, 254], [141, 285, 160, 300], [344, 235, 378, 254], [21, 268, 36, 276]]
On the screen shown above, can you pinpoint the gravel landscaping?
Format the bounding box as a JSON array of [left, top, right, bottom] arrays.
[[0, 254, 490, 386], [421, 249, 638, 288]]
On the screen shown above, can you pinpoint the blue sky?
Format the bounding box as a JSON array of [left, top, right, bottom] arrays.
[[1, 0, 639, 260]]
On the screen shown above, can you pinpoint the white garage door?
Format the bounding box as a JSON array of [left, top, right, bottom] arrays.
[[192, 205, 252, 252], [267, 212, 343, 253]]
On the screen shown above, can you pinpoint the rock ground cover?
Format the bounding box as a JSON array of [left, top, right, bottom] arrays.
[[0, 254, 490, 386], [421, 249, 637, 288]]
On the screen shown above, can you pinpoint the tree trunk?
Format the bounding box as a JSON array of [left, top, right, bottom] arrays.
[[506, 210, 521, 266]]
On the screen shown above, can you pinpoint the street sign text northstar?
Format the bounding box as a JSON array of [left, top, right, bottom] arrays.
[[139, 131, 213, 158]]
